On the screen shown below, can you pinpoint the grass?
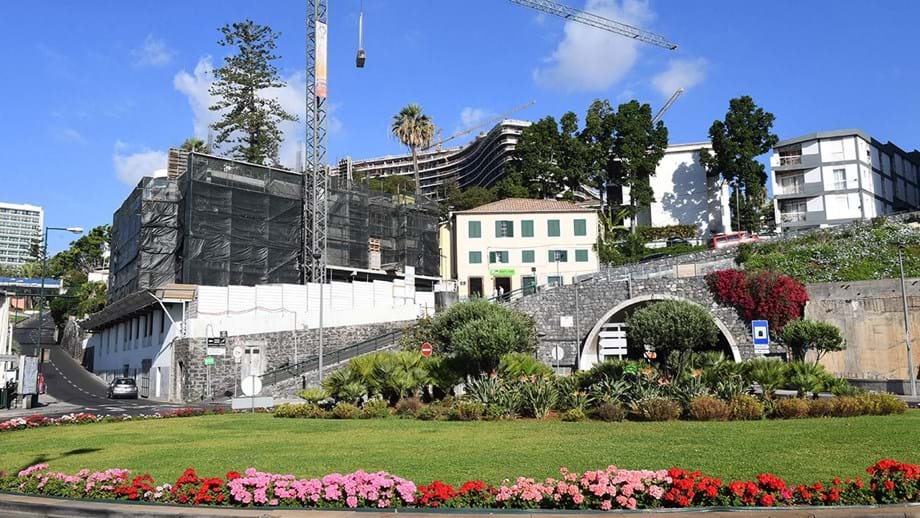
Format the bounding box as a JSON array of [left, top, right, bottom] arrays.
[[2, 411, 919, 485]]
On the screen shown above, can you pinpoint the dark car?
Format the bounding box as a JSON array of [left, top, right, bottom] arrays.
[[666, 236, 691, 247], [107, 378, 138, 399]]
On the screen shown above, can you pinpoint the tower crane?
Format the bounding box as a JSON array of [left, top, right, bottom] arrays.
[[508, 0, 678, 50], [422, 100, 536, 152], [652, 88, 684, 124]]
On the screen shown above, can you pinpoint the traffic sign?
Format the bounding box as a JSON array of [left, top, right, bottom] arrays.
[[206, 347, 226, 356], [241, 375, 262, 397], [551, 346, 565, 361], [752, 320, 769, 345], [421, 342, 433, 357], [203, 357, 215, 366], [232, 346, 244, 363], [560, 315, 574, 328]]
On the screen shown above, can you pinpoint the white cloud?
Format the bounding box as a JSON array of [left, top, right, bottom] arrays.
[[173, 56, 342, 168], [652, 58, 708, 97], [133, 34, 174, 67], [54, 127, 86, 144], [460, 107, 492, 128], [113, 141, 167, 185], [533, 0, 654, 93]]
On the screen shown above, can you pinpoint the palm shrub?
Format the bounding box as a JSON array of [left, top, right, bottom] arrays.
[[744, 358, 788, 399], [519, 376, 558, 418], [298, 387, 327, 405], [626, 300, 720, 377], [787, 361, 833, 398], [498, 352, 552, 378], [825, 377, 861, 397]]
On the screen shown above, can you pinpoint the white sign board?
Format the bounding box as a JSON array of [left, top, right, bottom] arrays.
[[0, 354, 17, 362], [551, 346, 566, 361], [206, 347, 226, 356], [241, 375, 262, 397], [232, 346, 244, 363], [559, 315, 574, 328]]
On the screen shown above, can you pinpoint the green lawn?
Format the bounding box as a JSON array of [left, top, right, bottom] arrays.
[[2, 412, 919, 485]]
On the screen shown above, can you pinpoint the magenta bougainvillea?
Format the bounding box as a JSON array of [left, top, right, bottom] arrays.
[[706, 269, 809, 333]]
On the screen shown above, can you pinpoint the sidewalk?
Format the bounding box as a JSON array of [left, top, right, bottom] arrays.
[[0, 393, 81, 420]]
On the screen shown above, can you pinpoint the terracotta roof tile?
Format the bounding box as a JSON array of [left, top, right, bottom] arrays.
[[457, 198, 594, 214]]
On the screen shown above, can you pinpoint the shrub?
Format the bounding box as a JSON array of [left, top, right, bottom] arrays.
[[858, 393, 907, 416], [787, 361, 833, 397], [728, 395, 764, 421], [706, 269, 809, 333], [743, 358, 788, 399], [829, 396, 863, 417], [361, 398, 391, 419], [415, 404, 445, 421], [561, 409, 587, 422], [519, 376, 558, 419], [772, 398, 810, 419], [632, 398, 682, 421], [626, 301, 720, 375], [331, 402, 361, 419], [781, 319, 846, 363], [688, 396, 731, 421], [448, 401, 486, 421], [483, 404, 513, 421], [273, 403, 312, 418], [464, 377, 521, 416], [593, 401, 628, 422], [807, 398, 834, 418], [298, 387, 327, 404], [825, 377, 861, 397], [394, 397, 423, 417], [498, 353, 552, 378]]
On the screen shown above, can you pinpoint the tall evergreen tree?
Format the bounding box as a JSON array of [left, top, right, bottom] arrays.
[[699, 96, 778, 232], [209, 20, 298, 165], [608, 100, 669, 233], [581, 99, 617, 208]]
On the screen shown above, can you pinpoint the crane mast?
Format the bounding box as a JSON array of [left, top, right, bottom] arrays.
[[305, 0, 328, 283], [422, 100, 536, 151], [508, 0, 677, 50], [653, 88, 684, 123]]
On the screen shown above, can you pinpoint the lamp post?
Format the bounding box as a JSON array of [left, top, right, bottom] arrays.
[[37, 226, 83, 360], [312, 251, 325, 382], [896, 242, 917, 397]]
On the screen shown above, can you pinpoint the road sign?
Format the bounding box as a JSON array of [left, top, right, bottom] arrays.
[[206, 337, 227, 346], [203, 357, 215, 366], [241, 375, 262, 397], [232, 346, 244, 363], [551, 346, 565, 361], [560, 315, 574, 328], [421, 342, 433, 357], [0, 354, 17, 362], [206, 347, 226, 356], [752, 320, 770, 348]]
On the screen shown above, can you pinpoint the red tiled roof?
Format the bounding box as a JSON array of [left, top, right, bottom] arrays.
[[456, 198, 594, 214]]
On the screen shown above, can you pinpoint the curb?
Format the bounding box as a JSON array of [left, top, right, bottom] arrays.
[[1, 493, 920, 518]]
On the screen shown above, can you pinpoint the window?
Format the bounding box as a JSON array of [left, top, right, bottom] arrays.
[[489, 251, 509, 264], [548, 275, 564, 287], [522, 250, 535, 263], [468, 251, 482, 264], [780, 174, 804, 194], [575, 249, 589, 262], [495, 220, 514, 237], [160, 310, 166, 334], [521, 220, 534, 237], [548, 250, 568, 262], [548, 219, 560, 237], [468, 220, 481, 238], [574, 219, 587, 236], [833, 168, 847, 190]]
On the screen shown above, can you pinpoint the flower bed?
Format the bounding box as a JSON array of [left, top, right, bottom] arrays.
[[1, 460, 918, 511], [0, 407, 223, 433]]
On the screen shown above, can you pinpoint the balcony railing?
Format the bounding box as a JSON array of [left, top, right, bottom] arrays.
[[780, 212, 807, 223], [779, 183, 805, 195], [779, 155, 803, 166]]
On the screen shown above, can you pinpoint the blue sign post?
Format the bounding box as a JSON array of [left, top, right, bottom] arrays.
[[752, 320, 770, 353]]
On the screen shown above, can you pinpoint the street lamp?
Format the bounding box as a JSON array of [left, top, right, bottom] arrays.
[[312, 251, 325, 383], [896, 242, 917, 397], [37, 226, 83, 360]]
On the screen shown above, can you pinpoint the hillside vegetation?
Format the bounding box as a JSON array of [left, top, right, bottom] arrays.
[[737, 219, 920, 283]]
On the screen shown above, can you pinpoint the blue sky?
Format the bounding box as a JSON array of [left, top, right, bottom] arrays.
[[1, 0, 919, 253]]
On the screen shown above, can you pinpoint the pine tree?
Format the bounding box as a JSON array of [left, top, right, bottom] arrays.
[[209, 20, 298, 165]]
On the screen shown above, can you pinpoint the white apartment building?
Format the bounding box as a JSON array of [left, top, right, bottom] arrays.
[[619, 142, 732, 238], [446, 199, 599, 299], [771, 129, 920, 231], [0, 202, 43, 267]]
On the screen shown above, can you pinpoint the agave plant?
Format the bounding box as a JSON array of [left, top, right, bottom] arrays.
[[589, 378, 631, 404], [519, 376, 558, 419], [667, 375, 711, 407]]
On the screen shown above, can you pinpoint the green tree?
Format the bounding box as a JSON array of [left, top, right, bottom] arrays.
[[180, 137, 207, 152], [580, 99, 617, 207], [608, 100, 669, 233], [452, 186, 495, 211], [507, 116, 568, 199], [699, 96, 778, 233], [391, 104, 436, 196], [209, 20, 298, 165], [626, 300, 719, 375], [368, 175, 416, 196], [781, 319, 846, 364]]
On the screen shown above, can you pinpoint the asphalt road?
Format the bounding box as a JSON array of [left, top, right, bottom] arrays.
[[8, 316, 210, 418]]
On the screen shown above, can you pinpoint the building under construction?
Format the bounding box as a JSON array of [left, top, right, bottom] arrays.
[[108, 150, 439, 303]]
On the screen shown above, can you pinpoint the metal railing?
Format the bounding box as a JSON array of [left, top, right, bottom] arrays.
[[486, 284, 544, 303], [779, 155, 802, 166], [780, 212, 807, 223], [259, 329, 404, 387]]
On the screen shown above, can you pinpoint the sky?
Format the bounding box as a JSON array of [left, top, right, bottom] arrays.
[[1, 0, 919, 254]]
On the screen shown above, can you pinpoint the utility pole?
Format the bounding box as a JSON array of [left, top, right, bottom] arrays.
[[897, 243, 917, 397]]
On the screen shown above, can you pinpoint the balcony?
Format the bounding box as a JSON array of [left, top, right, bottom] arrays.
[[780, 212, 806, 223], [779, 155, 802, 166]]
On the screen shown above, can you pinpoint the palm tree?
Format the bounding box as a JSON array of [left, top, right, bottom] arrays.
[[180, 137, 207, 152], [390, 104, 435, 195]]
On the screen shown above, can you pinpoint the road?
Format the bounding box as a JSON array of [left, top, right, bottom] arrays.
[[7, 316, 210, 418]]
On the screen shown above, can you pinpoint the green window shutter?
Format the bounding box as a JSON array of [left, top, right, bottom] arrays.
[[574, 219, 587, 236], [495, 220, 514, 237], [548, 219, 560, 237], [549, 250, 568, 262], [575, 249, 589, 262], [489, 251, 496, 263], [506, 221, 513, 237], [522, 220, 534, 237], [522, 250, 534, 263], [494, 220, 501, 237], [501, 251, 509, 263], [468, 220, 481, 238], [469, 251, 482, 264]]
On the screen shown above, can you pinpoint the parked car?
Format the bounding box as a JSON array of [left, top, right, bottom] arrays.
[[666, 236, 691, 247], [107, 378, 138, 399], [710, 231, 760, 249]]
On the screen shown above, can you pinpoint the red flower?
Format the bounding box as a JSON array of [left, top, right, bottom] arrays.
[[883, 480, 895, 491], [225, 471, 241, 481], [759, 494, 775, 507]]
